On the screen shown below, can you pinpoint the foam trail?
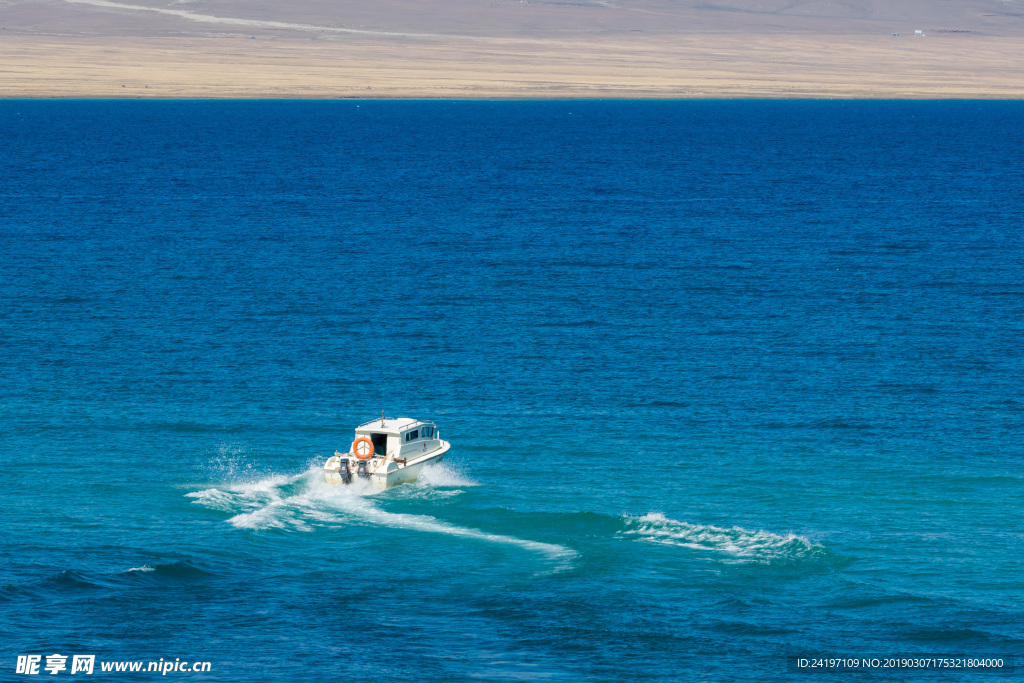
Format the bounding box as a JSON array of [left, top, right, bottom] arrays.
[[414, 464, 478, 489], [187, 472, 315, 531], [384, 463, 480, 501], [187, 466, 575, 570], [624, 513, 827, 564], [330, 489, 574, 566]]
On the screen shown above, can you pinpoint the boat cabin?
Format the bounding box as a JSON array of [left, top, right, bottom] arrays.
[[353, 417, 440, 459]]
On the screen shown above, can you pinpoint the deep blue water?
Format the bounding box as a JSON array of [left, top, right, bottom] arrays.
[[1, 100, 1023, 681]]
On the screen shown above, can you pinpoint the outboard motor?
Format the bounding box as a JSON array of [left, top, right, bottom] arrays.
[[356, 460, 370, 479], [338, 458, 352, 485]]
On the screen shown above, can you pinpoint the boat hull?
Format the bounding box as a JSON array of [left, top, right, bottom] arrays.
[[324, 440, 450, 490], [373, 448, 447, 489]]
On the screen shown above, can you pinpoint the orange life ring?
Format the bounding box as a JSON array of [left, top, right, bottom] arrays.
[[352, 437, 375, 460]]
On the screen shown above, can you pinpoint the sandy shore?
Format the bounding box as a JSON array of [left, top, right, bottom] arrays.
[[2, 33, 1022, 99]]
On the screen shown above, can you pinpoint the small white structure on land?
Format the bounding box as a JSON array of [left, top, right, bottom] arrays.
[[915, 29, 924, 36]]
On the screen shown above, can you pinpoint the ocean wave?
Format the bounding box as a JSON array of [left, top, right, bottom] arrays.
[[622, 513, 830, 565], [41, 570, 113, 593], [121, 561, 216, 579], [901, 626, 997, 644], [0, 583, 37, 601]]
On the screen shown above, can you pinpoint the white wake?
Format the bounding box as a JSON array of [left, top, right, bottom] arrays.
[[623, 512, 828, 564], [186, 465, 575, 570]]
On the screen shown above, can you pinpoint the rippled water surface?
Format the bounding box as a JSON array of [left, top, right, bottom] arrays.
[[2, 100, 1023, 681]]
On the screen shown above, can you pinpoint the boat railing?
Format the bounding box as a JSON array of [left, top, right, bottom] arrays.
[[354, 417, 437, 432], [355, 417, 393, 429]]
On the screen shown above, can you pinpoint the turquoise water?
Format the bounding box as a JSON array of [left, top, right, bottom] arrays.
[[1, 100, 1023, 681]]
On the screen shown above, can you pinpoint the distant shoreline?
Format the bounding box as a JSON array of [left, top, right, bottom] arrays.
[[3, 34, 1023, 100]]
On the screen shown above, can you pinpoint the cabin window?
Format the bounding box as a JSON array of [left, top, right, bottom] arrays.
[[410, 429, 419, 440]]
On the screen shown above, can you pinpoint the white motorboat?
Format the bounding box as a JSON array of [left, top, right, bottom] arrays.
[[323, 416, 450, 490]]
